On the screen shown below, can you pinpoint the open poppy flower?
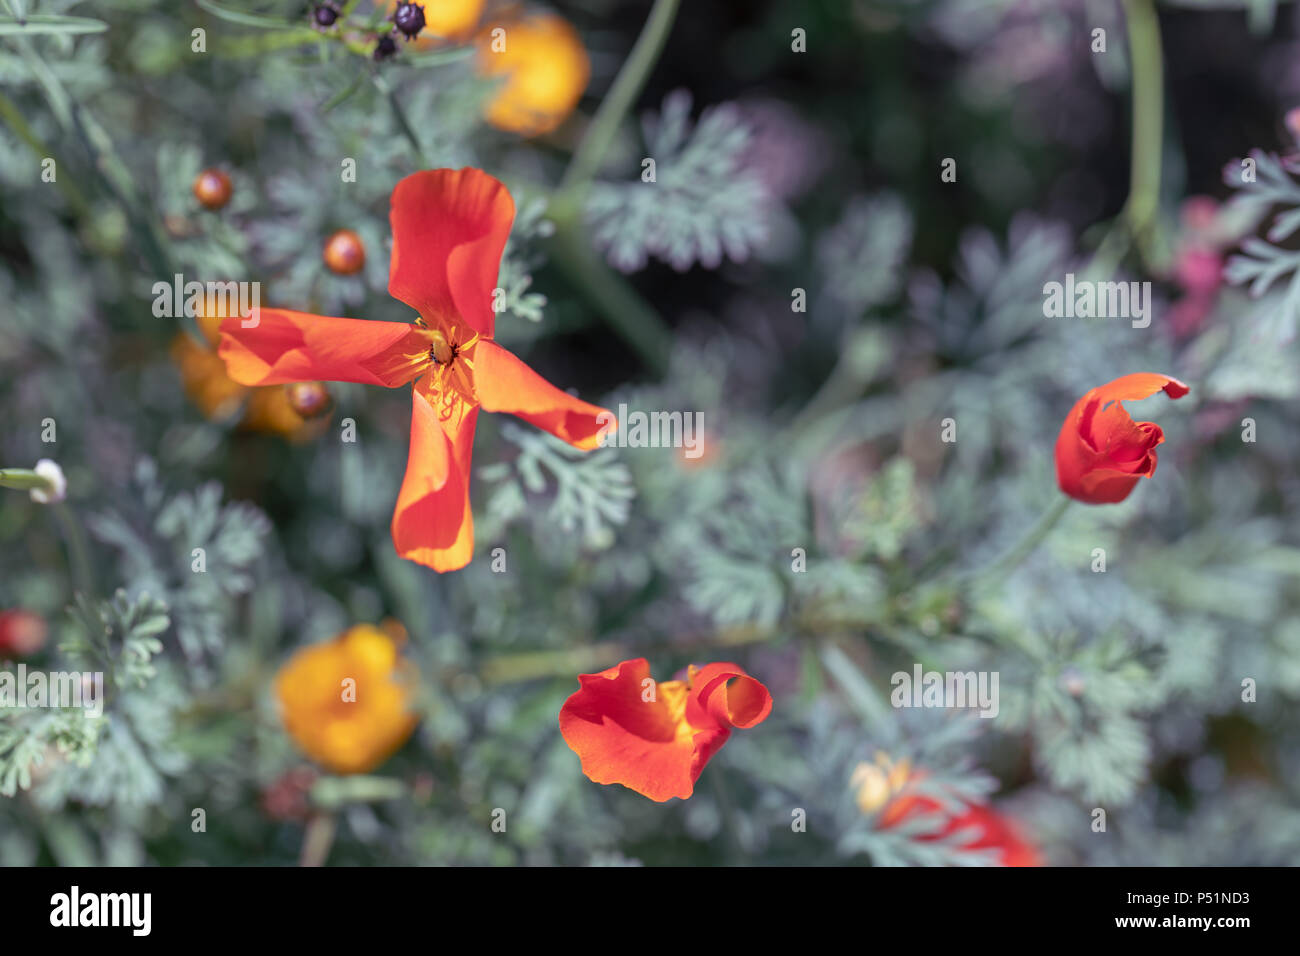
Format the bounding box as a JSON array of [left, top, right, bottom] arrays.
[[1054, 373, 1190, 504], [559, 658, 772, 802], [218, 168, 613, 571]]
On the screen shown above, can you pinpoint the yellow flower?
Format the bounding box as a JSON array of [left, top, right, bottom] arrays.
[[477, 12, 589, 137], [386, 0, 484, 47], [275, 625, 419, 775], [849, 752, 912, 814]]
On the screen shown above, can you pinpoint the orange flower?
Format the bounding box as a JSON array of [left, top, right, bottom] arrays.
[[217, 168, 613, 572], [476, 13, 589, 137], [877, 790, 1041, 867], [1054, 373, 1190, 504], [559, 658, 772, 802], [275, 624, 418, 775]]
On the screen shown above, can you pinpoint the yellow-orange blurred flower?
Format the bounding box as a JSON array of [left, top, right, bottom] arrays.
[[849, 752, 911, 814], [387, 0, 483, 47], [476, 12, 589, 137], [275, 624, 419, 775]]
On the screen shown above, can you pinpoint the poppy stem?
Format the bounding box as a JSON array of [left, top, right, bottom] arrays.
[[299, 811, 338, 867], [559, 0, 682, 194], [977, 497, 1071, 589], [1120, 0, 1164, 265]]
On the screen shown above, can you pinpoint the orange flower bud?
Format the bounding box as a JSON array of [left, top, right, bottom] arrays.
[[323, 229, 366, 275], [192, 168, 233, 210]]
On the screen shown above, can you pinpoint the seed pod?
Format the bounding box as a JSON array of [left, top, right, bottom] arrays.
[[313, 2, 340, 28], [322, 228, 366, 275], [285, 381, 333, 419], [192, 168, 232, 210], [373, 34, 398, 61], [392, 2, 426, 39]]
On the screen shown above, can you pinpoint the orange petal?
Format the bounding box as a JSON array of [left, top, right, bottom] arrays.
[[558, 658, 701, 802], [388, 168, 515, 339], [390, 388, 478, 572], [474, 340, 613, 450], [217, 310, 431, 387]]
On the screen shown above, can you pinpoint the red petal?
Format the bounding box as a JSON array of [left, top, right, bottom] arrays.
[[1055, 373, 1188, 504], [388, 168, 515, 340], [473, 340, 614, 450], [218, 310, 430, 387], [390, 389, 478, 572]]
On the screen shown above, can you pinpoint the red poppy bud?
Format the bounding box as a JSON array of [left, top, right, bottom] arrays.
[[1054, 373, 1189, 505], [0, 609, 48, 656], [323, 229, 366, 275], [193, 168, 233, 210]]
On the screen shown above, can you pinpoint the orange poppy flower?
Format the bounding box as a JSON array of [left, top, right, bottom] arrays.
[[476, 13, 589, 137], [559, 658, 773, 802], [1054, 373, 1189, 504], [878, 790, 1041, 867], [217, 168, 613, 572], [275, 624, 418, 775]]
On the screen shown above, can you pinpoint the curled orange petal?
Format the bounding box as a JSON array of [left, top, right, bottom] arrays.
[[559, 658, 772, 802]]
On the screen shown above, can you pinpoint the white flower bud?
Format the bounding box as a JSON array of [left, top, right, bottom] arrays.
[[29, 459, 66, 504]]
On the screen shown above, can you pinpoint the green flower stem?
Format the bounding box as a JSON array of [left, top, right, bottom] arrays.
[[559, 0, 681, 195], [545, 201, 673, 376], [0, 467, 51, 493], [54, 503, 95, 598], [298, 811, 338, 867], [1122, 0, 1164, 261], [974, 496, 1071, 590]]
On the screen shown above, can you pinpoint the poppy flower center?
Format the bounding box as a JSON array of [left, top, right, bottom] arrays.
[[418, 326, 479, 423]]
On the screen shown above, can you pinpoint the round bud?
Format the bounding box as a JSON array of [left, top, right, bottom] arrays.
[[285, 382, 333, 419], [322, 229, 366, 275], [392, 2, 426, 39], [313, 3, 339, 27], [192, 168, 232, 210], [373, 34, 398, 61]]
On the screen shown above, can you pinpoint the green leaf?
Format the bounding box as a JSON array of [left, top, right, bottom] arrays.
[[0, 15, 108, 35], [194, 0, 294, 29]]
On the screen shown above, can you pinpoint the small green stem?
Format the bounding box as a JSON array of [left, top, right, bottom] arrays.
[[559, 0, 681, 194], [975, 497, 1071, 590], [1122, 0, 1164, 262], [545, 209, 672, 376], [299, 812, 338, 867], [54, 503, 95, 598]]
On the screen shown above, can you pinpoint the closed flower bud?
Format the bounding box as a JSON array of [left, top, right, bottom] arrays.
[[312, 2, 340, 28], [0, 609, 48, 656], [323, 228, 366, 275], [285, 381, 332, 419], [373, 34, 398, 61], [192, 168, 232, 210], [392, 1, 426, 39]]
